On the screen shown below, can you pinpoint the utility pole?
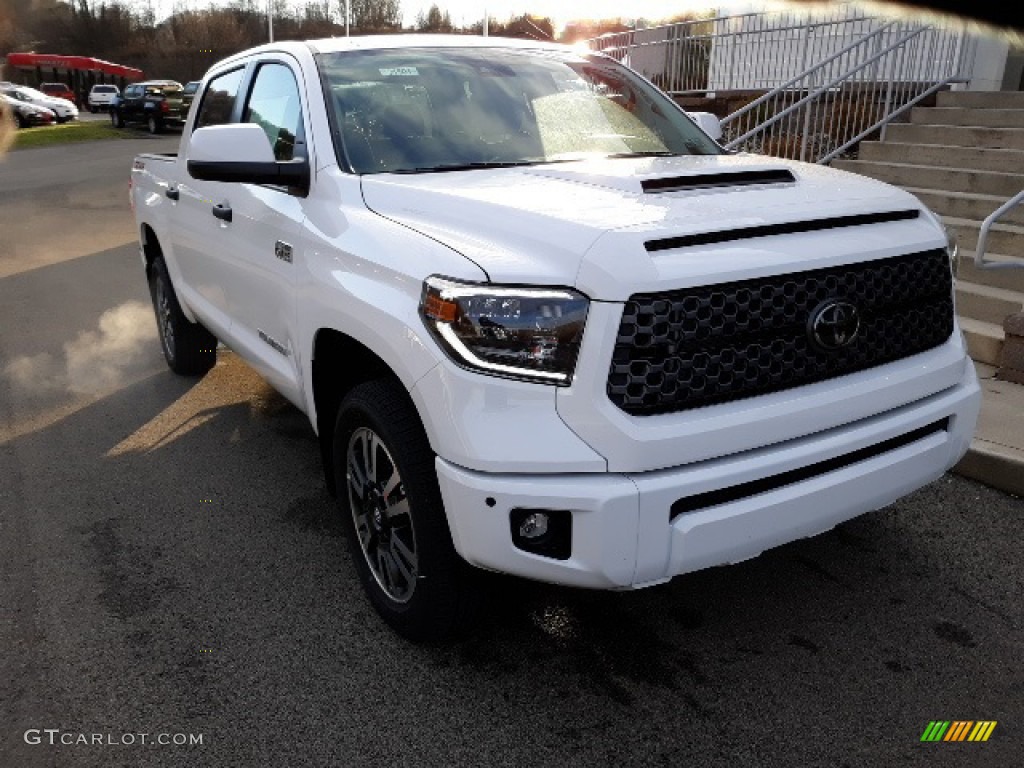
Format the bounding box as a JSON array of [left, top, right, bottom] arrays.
[[345, 0, 350, 37], [268, 0, 274, 42], [483, 8, 488, 36]]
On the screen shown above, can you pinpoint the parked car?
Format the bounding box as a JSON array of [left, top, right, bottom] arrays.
[[40, 82, 78, 107], [1, 93, 57, 127], [181, 80, 201, 113], [0, 84, 78, 122], [111, 80, 186, 133], [87, 84, 120, 112], [131, 36, 979, 640]]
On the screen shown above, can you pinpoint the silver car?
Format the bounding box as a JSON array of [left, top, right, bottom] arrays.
[[0, 85, 78, 122]]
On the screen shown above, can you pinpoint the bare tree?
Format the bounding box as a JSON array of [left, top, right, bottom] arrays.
[[415, 4, 452, 33], [345, 0, 401, 33]]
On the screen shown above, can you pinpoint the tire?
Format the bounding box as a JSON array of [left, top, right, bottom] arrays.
[[147, 115, 162, 134], [111, 109, 124, 128], [333, 379, 482, 641], [16, 113, 26, 129], [147, 256, 216, 376]]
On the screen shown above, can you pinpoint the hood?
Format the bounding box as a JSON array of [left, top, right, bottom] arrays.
[[360, 154, 941, 300]]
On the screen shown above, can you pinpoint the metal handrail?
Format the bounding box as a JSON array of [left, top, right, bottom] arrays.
[[818, 78, 953, 163], [725, 25, 925, 146], [723, 21, 899, 125], [588, 7, 975, 165], [974, 191, 1024, 270]]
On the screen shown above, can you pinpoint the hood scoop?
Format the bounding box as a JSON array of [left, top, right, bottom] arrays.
[[641, 168, 796, 194]]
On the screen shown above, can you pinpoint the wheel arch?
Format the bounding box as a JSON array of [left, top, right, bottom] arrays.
[[311, 327, 422, 497], [140, 222, 161, 274]]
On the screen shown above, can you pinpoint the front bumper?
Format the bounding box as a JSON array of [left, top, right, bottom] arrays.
[[435, 363, 980, 589]]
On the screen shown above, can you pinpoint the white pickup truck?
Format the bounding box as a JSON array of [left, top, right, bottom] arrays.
[[131, 35, 980, 640]]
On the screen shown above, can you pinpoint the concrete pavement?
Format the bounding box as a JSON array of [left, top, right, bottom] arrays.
[[955, 363, 1024, 497]]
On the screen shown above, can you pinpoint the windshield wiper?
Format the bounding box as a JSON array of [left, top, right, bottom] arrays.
[[603, 151, 681, 158], [391, 159, 578, 174]]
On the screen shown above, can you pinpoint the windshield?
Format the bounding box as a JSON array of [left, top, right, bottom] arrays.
[[14, 87, 47, 101], [94, 86, 117, 93], [317, 47, 721, 174]]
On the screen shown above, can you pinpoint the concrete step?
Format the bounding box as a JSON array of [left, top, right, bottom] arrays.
[[953, 363, 1024, 498], [959, 316, 1004, 366], [909, 106, 1024, 128], [832, 159, 1024, 197], [861, 142, 1024, 174], [956, 281, 1024, 325], [884, 123, 1024, 150], [957, 251, 1024, 292], [937, 90, 1024, 109], [943, 216, 1024, 256], [905, 187, 1024, 226]]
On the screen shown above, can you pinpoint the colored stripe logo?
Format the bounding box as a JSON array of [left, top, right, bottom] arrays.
[[920, 721, 997, 742]]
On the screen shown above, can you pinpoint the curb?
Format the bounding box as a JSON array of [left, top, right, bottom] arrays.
[[953, 440, 1024, 497]]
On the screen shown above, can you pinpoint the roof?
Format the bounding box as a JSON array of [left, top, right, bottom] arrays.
[[307, 34, 574, 54], [215, 34, 579, 69], [5, 53, 143, 80]]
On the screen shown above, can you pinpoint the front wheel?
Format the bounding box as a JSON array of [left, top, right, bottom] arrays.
[[111, 109, 124, 128], [333, 379, 481, 641], [147, 255, 216, 376]]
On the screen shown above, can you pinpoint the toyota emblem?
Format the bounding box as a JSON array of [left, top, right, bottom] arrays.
[[808, 300, 861, 351]]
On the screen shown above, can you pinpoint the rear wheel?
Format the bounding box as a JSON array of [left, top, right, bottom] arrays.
[[147, 115, 162, 134], [147, 255, 216, 376], [111, 109, 124, 128], [333, 379, 481, 641]]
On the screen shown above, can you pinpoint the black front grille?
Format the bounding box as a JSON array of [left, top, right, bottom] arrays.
[[607, 249, 954, 416]]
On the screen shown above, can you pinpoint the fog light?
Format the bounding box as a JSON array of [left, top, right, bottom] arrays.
[[509, 508, 572, 560], [518, 512, 548, 539]]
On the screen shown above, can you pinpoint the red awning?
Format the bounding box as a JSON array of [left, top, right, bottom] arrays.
[[5, 52, 143, 81]]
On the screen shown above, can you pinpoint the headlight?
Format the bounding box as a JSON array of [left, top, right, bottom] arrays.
[[420, 276, 589, 385]]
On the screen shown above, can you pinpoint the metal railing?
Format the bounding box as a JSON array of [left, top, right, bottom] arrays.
[[588, 5, 975, 164], [975, 191, 1024, 270]]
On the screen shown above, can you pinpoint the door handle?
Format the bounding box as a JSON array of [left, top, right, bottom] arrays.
[[212, 204, 232, 223], [165, 186, 179, 201]]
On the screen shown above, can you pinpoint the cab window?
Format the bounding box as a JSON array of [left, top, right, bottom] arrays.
[[195, 68, 244, 129], [242, 63, 304, 161]]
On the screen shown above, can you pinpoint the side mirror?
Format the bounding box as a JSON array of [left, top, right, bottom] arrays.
[[187, 123, 309, 193], [687, 111, 723, 142]]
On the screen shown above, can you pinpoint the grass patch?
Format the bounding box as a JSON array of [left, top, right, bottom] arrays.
[[13, 120, 138, 150]]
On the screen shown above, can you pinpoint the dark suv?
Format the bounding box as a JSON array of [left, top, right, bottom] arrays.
[[111, 80, 186, 133]]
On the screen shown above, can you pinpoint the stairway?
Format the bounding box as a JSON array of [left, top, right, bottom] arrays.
[[832, 90, 1024, 366]]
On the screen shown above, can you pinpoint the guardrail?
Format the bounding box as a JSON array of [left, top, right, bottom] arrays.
[[974, 191, 1024, 270]]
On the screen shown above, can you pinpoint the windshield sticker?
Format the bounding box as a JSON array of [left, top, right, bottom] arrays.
[[379, 67, 419, 77]]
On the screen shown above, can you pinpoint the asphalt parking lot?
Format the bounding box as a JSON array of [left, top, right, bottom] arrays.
[[0, 137, 1021, 768]]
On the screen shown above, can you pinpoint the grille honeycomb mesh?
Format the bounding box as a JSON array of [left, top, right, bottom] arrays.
[[607, 249, 954, 415]]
